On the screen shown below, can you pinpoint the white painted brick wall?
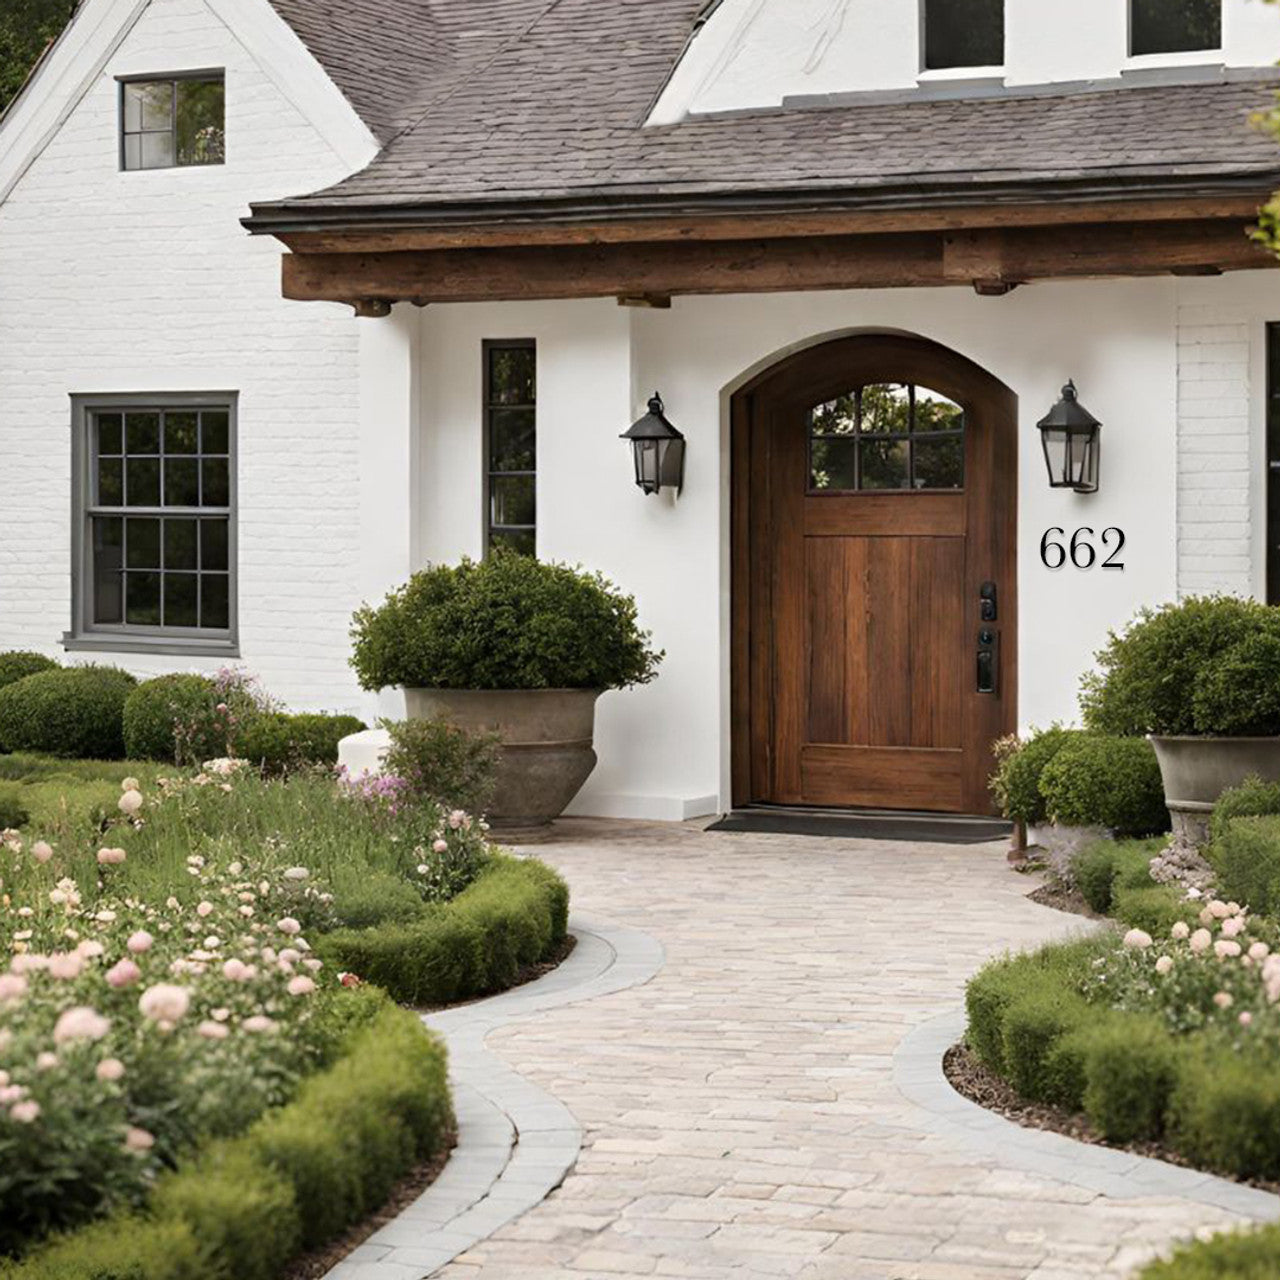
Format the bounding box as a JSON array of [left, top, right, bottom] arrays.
[[1176, 305, 1254, 597], [0, 0, 370, 715]]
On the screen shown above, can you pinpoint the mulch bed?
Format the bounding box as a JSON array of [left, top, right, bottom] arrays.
[[281, 1130, 457, 1280], [1025, 877, 1103, 920], [943, 1043, 1280, 1197]]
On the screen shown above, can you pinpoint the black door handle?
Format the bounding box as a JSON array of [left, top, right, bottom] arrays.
[[977, 628, 998, 695]]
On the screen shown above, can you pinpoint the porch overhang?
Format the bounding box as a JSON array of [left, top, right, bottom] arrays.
[[244, 182, 1280, 314]]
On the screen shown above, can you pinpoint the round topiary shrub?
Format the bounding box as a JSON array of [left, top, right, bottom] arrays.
[[350, 553, 663, 692], [0, 651, 58, 692], [237, 712, 367, 774], [1038, 734, 1168, 837], [123, 673, 224, 764], [0, 665, 138, 759], [989, 726, 1078, 825], [1081, 596, 1280, 737]]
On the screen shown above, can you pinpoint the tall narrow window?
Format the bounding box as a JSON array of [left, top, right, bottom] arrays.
[[1131, 0, 1221, 55], [924, 0, 1004, 70], [120, 74, 225, 170], [69, 395, 236, 654], [484, 341, 536, 556], [1268, 325, 1280, 605]]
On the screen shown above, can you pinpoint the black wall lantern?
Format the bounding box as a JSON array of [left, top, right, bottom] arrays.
[[622, 393, 686, 496], [1037, 380, 1101, 494]]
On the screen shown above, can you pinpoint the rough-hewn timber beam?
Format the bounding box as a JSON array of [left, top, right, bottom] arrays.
[[282, 219, 1275, 310]]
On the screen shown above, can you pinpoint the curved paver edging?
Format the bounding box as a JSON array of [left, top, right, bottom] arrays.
[[894, 1008, 1280, 1222], [322, 910, 665, 1280]]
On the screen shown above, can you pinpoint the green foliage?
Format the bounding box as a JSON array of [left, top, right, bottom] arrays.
[[0, 0, 74, 115], [0, 653, 58, 692], [1038, 735, 1167, 836], [236, 713, 367, 774], [1137, 1222, 1280, 1280], [320, 855, 569, 1005], [350, 553, 663, 693], [0, 666, 137, 759], [1110, 883, 1193, 935], [1211, 776, 1280, 843], [381, 716, 500, 812], [330, 873, 431, 930], [122, 675, 223, 764], [1080, 596, 1280, 737], [1072, 837, 1178, 919], [1000, 988, 1091, 1106], [988, 727, 1075, 825], [1192, 632, 1280, 736], [0, 782, 30, 830], [1080, 1016, 1178, 1142], [0, 1006, 451, 1280], [1211, 815, 1280, 916]]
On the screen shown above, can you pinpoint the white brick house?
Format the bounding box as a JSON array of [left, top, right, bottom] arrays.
[[2, 0, 1280, 821]]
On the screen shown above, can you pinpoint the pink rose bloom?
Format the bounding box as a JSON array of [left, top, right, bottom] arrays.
[[0, 1084, 24, 1105], [1215, 940, 1242, 960], [1155, 956, 1174, 975], [286, 975, 316, 996], [47, 952, 85, 981], [242, 1015, 276, 1033], [276, 917, 301, 937], [76, 940, 105, 960], [448, 810, 466, 830], [197, 1020, 229, 1040], [196, 902, 214, 918], [35, 1052, 58, 1071], [1171, 921, 1190, 940], [30, 841, 53, 864], [1190, 929, 1212, 954], [53, 1006, 110, 1044], [432, 839, 448, 854], [124, 1126, 154, 1153], [1240, 1011, 1254, 1027], [96, 1057, 125, 1082], [9, 1101, 40, 1124], [222, 958, 252, 982], [0, 974, 28, 1004], [96, 847, 127, 866], [1251, 942, 1272, 961], [106, 958, 142, 989], [1221, 916, 1246, 939], [278, 947, 301, 965], [117, 790, 144, 817], [138, 984, 191, 1023], [1214, 991, 1234, 1008], [1198, 907, 1215, 927], [1208, 900, 1231, 920], [127, 931, 153, 955], [283, 867, 309, 882], [1122, 929, 1153, 950]]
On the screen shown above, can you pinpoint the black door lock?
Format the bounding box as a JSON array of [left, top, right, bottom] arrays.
[[979, 581, 998, 622]]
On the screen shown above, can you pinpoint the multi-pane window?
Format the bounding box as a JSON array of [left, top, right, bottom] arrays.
[[72, 397, 235, 649], [120, 75, 225, 171], [1131, 0, 1221, 55], [923, 0, 1004, 70], [484, 341, 536, 556], [809, 384, 965, 492]]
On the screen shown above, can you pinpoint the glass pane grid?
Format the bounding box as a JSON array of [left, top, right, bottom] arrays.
[[808, 383, 965, 493], [485, 343, 536, 556], [122, 77, 225, 171]]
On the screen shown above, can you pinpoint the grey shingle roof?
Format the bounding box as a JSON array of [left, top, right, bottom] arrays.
[[257, 0, 1280, 225]]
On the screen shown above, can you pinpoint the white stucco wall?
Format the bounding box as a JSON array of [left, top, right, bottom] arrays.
[[650, 0, 1278, 120], [417, 272, 1279, 819], [0, 0, 382, 716]]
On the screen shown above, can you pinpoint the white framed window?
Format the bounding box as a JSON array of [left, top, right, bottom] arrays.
[[119, 73, 225, 171], [66, 393, 238, 656]]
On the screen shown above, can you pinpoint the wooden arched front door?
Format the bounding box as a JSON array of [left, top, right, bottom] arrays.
[[730, 334, 1017, 815]]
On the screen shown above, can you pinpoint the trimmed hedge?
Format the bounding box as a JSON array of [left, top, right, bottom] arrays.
[[1080, 1015, 1178, 1143], [1038, 734, 1167, 837], [320, 854, 569, 1006], [122, 674, 224, 763], [1139, 1224, 1280, 1280], [1071, 836, 1179, 922], [0, 652, 58, 692], [1211, 815, 1280, 917], [988, 727, 1076, 826], [236, 713, 367, 774], [0, 1005, 452, 1280], [0, 667, 137, 759], [1211, 776, 1280, 844]]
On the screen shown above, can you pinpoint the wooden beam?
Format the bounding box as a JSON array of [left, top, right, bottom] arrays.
[[282, 218, 1275, 309], [271, 194, 1272, 255]]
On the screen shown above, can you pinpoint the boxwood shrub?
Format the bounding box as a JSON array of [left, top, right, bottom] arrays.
[[236, 713, 367, 774], [350, 553, 663, 692], [320, 854, 569, 1006], [122, 674, 226, 763], [1211, 776, 1280, 843], [1138, 1224, 1280, 1280], [1038, 734, 1167, 836], [0, 652, 58, 692], [0, 1005, 452, 1280], [988, 727, 1077, 826], [0, 666, 137, 758], [1211, 815, 1280, 917]]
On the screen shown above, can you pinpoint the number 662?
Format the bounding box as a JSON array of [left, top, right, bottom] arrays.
[[1040, 527, 1125, 571]]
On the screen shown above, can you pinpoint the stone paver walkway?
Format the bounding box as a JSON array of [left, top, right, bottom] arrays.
[[437, 819, 1268, 1280]]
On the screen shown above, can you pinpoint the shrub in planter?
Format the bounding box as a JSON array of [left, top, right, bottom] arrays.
[[0, 665, 137, 758], [988, 726, 1076, 826], [0, 651, 57, 692], [237, 713, 367, 774], [1038, 735, 1167, 837], [1210, 814, 1280, 916], [1192, 632, 1280, 738], [1210, 775, 1280, 843], [381, 716, 500, 813]]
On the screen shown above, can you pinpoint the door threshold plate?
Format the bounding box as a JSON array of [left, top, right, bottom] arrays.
[[705, 805, 1012, 845]]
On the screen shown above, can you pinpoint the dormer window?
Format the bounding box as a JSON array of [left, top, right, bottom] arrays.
[[1130, 0, 1221, 55], [120, 74, 225, 171], [923, 0, 1004, 71]]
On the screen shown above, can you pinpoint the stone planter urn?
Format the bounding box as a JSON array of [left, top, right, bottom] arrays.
[[405, 688, 602, 835]]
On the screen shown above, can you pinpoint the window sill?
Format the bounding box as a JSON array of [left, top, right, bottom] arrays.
[[917, 65, 1006, 82], [61, 633, 240, 659]]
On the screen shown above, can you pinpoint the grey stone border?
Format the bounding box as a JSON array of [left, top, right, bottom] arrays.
[[895, 1008, 1280, 1221], [323, 913, 665, 1280]]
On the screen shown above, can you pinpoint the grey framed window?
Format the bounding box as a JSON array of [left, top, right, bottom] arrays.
[[1131, 0, 1221, 55], [119, 73, 225, 171], [484, 341, 536, 557], [67, 394, 237, 656], [923, 0, 1004, 70]]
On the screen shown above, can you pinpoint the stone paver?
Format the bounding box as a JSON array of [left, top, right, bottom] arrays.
[[427, 819, 1275, 1280]]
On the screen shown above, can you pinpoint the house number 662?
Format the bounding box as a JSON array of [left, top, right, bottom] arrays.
[[1040, 527, 1126, 571]]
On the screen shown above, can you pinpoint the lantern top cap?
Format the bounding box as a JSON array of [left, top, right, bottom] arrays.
[[622, 391, 685, 442], [1037, 378, 1101, 432]]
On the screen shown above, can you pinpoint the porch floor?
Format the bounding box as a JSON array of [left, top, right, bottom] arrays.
[[434, 819, 1266, 1279]]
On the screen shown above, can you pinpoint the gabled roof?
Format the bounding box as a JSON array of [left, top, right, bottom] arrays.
[[249, 0, 1280, 231]]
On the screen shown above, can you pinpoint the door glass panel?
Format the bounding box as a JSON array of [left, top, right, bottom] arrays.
[[808, 383, 965, 492]]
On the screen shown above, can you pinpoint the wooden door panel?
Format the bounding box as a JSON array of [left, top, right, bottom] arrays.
[[800, 745, 965, 811], [865, 536, 913, 749], [909, 537, 966, 750], [804, 492, 965, 537]]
